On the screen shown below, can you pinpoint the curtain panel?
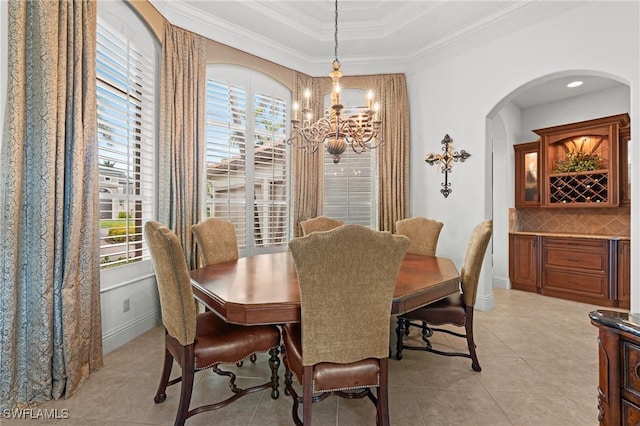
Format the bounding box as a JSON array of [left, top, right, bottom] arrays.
[[376, 74, 409, 232], [0, 0, 103, 409], [158, 22, 206, 268], [291, 71, 323, 237]]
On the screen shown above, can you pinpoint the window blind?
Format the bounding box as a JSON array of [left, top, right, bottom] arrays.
[[97, 19, 156, 268]]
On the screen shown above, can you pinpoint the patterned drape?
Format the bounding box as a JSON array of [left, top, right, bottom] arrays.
[[0, 0, 103, 409], [376, 74, 409, 232], [158, 22, 206, 268], [292, 71, 323, 237]]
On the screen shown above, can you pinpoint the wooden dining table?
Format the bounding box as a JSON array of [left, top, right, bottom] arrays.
[[190, 251, 460, 326]]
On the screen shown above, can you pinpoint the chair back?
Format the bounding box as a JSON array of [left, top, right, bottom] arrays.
[[191, 218, 239, 266], [145, 221, 197, 346], [289, 225, 409, 366], [395, 217, 443, 256], [300, 215, 344, 235], [460, 220, 493, 307]]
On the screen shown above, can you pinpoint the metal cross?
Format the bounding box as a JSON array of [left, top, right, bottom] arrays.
[[425, 134, 471, 198]]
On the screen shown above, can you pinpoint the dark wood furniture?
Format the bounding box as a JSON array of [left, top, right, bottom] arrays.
[[190, 251, 461, 325], [535, 113, 629, 208], [509, 233, 629, 307], [514, 141, 540, 208], [508, 233, 538, 293], [618, 240, 631, 310], [590, 310, 640, 425], [619, 125, 631, 206]]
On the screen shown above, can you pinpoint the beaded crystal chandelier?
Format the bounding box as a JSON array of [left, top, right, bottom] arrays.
[[287, 0, 383, 164]]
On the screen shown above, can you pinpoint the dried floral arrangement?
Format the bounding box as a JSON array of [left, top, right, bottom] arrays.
[[553, 136, 605, 173]]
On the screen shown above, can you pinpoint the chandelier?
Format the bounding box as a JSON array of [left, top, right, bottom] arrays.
[[287, 0, 383, 164]]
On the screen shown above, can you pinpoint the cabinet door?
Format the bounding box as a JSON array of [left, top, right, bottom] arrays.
[[514, 141, 540, 208], [509, 234, 538, 292], [618, 240, 631, 309]]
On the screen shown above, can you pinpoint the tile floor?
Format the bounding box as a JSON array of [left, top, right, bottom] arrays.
[[5, 288, 614, 425]]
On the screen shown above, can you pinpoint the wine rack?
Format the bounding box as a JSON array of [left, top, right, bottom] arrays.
[[548, 170, 608, 204]]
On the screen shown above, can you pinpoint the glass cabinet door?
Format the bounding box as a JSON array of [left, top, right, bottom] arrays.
[[514, 141, 540, 207]]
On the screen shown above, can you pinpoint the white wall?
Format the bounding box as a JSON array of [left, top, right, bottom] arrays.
[[406, 1, 639, 311], [521, 85, 630, 141]]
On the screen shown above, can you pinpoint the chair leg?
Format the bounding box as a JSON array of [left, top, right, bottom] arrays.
[[175, 346, 195, 426], [395, 318, 405, 360], [154, 346, 173, 404], [465, 307, 481, 372], [376, 359, 390, 426], [268, 346, 280, 399], [302, 366, 313, 425]]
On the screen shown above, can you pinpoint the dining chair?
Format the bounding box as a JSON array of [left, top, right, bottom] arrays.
[[283, 225, 410, 425], [395, 217, 444, 337], [299, 215, 344, 235], [145, 221, 281, 426], [191, 217, 239, 266], [395, 216, 443, 256], [395, 220, 492, 372]]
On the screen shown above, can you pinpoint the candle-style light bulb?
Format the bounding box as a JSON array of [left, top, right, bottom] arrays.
[[304, 88, 311, 109], [292, 101, 299, 120], [367, 90, 374, 109]]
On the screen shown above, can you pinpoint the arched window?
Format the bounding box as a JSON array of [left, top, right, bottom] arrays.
[[205, 65, 291, 255], [96, 0, 158, 269]]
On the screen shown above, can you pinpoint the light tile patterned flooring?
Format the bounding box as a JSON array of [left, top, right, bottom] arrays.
[[5, 288, 612, 425]]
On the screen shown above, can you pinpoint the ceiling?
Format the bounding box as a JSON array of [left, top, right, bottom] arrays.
[[150, 0, 627, 109]]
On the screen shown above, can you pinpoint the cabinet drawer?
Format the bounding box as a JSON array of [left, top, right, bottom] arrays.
[[543, 247, 607, 272], [623, 342, 640, 400], [542, 237, 608, 250], [543, 269, 607, 295]]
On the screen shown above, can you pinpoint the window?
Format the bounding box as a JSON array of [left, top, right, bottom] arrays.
[[205, 65, 290, 255], [323, 90, 377, 227], [96, 6, 157, 269]]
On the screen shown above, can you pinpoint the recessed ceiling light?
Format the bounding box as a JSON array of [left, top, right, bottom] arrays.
[[567, 81, 583, 88]]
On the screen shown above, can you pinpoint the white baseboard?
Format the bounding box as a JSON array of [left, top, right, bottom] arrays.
[[493, 275, 511, 289], [475, 292, 495, 311], [102, 309, 161, 355]]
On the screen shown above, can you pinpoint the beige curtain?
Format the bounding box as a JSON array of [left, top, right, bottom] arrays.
[[376, 74, 409, 232], [292, 71, 323, 237], [158, 22, 206, 268], [0, 0, 102, 409]]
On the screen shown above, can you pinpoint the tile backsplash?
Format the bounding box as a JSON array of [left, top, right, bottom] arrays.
[[514, 207, 630, 236]]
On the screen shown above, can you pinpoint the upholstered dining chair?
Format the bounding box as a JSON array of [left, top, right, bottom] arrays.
[[283, 225, 410, 426], [395, 216, 444, 256], [395, 217, 444, 337], [191, 218, 255, 365], [145, 221, 280, 426], [395, 220, 492, 372], [299, 215, 344, 235], [191, 217, 239, 266]]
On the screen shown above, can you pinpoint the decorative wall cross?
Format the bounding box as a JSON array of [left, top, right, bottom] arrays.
[[425, 134, 471, 198]]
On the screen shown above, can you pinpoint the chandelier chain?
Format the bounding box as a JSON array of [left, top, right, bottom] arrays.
[[334, 0, 339, 63]]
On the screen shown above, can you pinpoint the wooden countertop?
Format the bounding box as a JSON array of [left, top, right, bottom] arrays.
[[510, 231, 630, 241]]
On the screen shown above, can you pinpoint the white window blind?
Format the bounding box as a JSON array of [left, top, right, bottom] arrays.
[[323, 104, 377, 227], [96, 18, 156, 268], [205, 66, 290, 254]]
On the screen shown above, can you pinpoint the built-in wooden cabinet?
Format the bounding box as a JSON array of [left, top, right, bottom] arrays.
[[514, 142, 540, 208], [618, 239, 631, 309], [619, 125, 631, 206], [508, 233, 538, 292], [514, 114, 631, 209], [534, 114, 629, 208], [540, 236, 613, 306], [509, 234, 629, 308]]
